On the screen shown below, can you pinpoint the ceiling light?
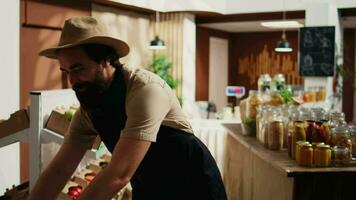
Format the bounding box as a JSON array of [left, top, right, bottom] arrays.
[[150, 11, 166, 50], [261, 20, 304, 28], [150, 36, 166, 50], [275, 32, 293, 53], [274, 1, 293, 53]]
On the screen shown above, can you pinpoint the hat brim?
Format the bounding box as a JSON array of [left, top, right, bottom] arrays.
[[39, 36, 130, 59]]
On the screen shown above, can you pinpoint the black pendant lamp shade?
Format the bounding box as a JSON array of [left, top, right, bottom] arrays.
[[150, 11, 166, 50], [150, 35, 166, 50], [274, 32, 293, 53]]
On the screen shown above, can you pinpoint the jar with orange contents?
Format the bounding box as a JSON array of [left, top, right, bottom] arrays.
[[315, 144, 331, 167], [297, 143, 313, 167]]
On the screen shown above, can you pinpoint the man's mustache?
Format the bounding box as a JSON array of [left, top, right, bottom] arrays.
[[72, 82, 98, 93]]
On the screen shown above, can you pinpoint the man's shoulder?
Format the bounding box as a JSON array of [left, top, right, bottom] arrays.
[[122, 66, 165, 89]]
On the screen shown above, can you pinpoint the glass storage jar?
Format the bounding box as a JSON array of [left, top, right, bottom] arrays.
[[316, 86, 326, 102], [256, 105, 263, 142], [312, 142, 324, 164], [267, 109, 284, 150], [305, 114, 316, 143], [281, 105, 290, 148], [331, 126, 352, 158], [314, 144, 331, 167], [272, 73, 286, 91], [332, 146, 351, 166], [296, 141, 310, 164], [297, 143, 313, 167], [262, 107, 273, 147], [257, 74, 272, 92], [292, 120, 307, 160], [328, 112, 347, 129], [241, 90, 262, 136], [287, 110, 299, 158], [246, 90, 263, 119]]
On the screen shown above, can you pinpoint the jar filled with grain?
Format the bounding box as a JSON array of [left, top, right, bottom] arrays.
[[267, 110, 284, 150]]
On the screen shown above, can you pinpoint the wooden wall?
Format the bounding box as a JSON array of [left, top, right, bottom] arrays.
[[158, 12, 185, 98], [229, 31, 302, 90], [195, 27, 302, 101]]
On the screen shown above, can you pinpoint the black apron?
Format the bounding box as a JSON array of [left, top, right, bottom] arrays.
[[88, 69, 227, 200]]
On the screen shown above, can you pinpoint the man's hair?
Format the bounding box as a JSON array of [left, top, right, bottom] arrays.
[[81, 44, 123, 69]]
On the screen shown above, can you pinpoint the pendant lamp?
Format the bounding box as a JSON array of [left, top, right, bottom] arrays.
[[274, 1, 292, 53], [150, 11, 166, 50], [275, 31, 293, 52]]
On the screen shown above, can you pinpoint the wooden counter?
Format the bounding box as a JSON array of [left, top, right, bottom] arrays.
[[221, 122, 356, 200]]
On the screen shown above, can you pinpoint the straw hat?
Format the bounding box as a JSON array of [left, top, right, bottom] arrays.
[[39, 16, 130, 59]]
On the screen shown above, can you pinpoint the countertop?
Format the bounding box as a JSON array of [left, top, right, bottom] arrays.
[[221, 122, 356, 177]]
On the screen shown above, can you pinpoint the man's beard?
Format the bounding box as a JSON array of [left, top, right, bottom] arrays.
[[72, 73, 110, 111]]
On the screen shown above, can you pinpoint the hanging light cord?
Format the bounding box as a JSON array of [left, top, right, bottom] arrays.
[[155, 11, 159, 37], [282, 0, 286, 40]]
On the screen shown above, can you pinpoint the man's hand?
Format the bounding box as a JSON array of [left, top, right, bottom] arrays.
[[27, 143, 88, 200], [77, 137, 151, 200]]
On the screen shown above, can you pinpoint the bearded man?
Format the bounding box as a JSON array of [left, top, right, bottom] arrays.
[[28, 16, 227, 200]]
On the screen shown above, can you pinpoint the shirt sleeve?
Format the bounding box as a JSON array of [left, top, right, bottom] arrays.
[[63, 107, 98, 149], [120, 83, 171, 142]]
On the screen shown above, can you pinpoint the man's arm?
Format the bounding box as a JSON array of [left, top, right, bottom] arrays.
[[77, 137, 151, 200], [28, 143, 88, 200]]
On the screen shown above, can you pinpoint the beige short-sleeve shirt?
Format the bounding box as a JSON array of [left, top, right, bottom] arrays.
[[63, 66, 193, 149]]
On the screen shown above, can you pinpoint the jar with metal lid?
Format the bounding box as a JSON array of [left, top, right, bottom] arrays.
[[312, 109, 329, 143], [258, 74, 272, 92], [272, 73, 286, 91], [267, 110, 284, 150], [332, 146, 351, 166], [315, 144, 331, 167], [303, 111, 316, 143], [292, 120, 307, 159], [296, 141, 310, 163], [331, 126, 352, 158], [328, 112, 347, 129], [297, 143, 313, 167]]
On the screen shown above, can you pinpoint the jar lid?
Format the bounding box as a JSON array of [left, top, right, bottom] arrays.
[[296, 141, 310, 145], [312, 142, 324, 146], [316, 144, 330, 149], [331, 125, 350, 134], [300, 143, 312, 148], [332, 146, 350, 152]]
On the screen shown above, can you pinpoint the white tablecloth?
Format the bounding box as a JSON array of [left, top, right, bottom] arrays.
[[189, 119, 228, 176]]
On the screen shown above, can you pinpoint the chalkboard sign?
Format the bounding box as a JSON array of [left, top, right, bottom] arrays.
[[299, 26, 335, 76]]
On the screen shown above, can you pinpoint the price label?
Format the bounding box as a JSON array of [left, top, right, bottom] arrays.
[[225, 86, 245, 98]]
